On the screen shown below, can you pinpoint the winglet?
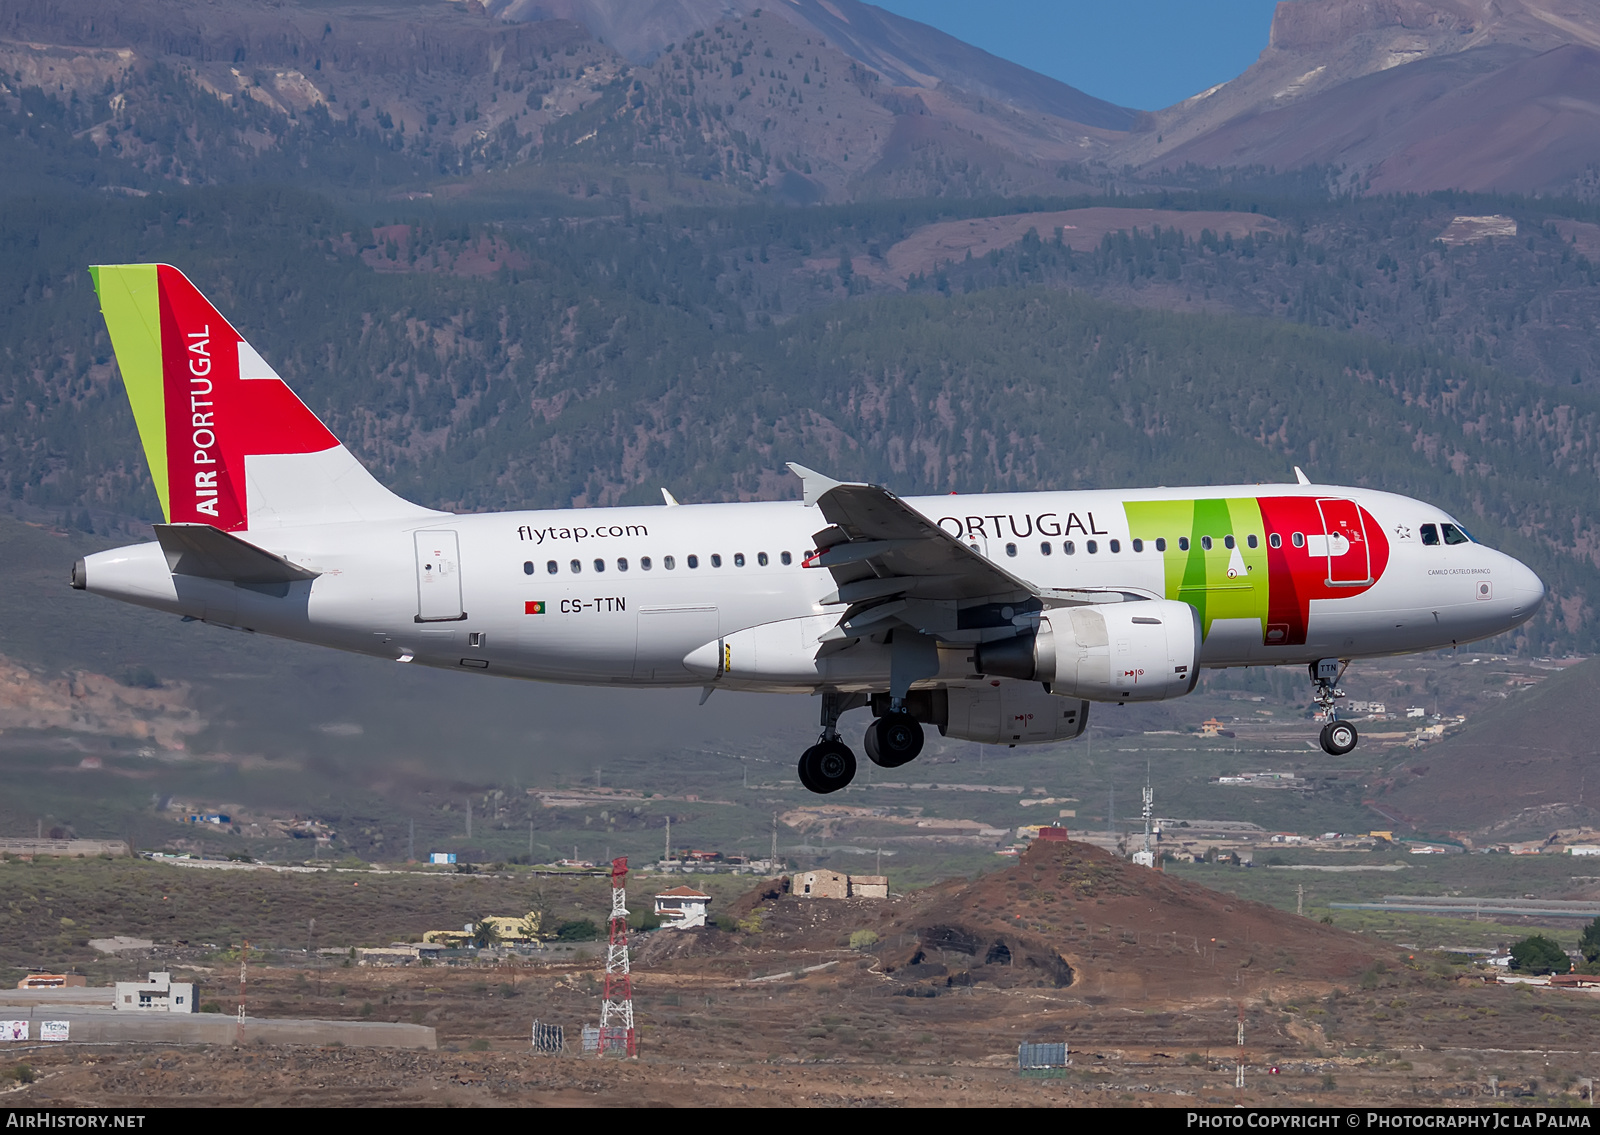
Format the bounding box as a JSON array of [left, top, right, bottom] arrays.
[[661, 488, 680, 506], [786, 462, 846, 507], [1293, 466, 1312, 486]]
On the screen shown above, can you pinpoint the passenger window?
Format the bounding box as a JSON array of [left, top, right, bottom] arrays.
[[617, 558, 628, 572], [1201, 536, 1213, 551], [734, 553, 746, 567], [1247, 534, 1258, 549], [687, 555, 699, 568], [664, 556, 676, 569], [1155, 537, 1166, 552], [546, 560, 558, 575], [1269, 534, 1281, 549], [757, 552, 769, 566], [1178, 537, 1190, 551], [1063, 541, 1075, 555], [1441, 523, 1470, 545], [1420, 524, 1439, 546], [1292, 532, 1305, 548], [1132, 538, 1143, 552], [711, 554, 723, 567], [1224, 535, 1235, 549], [570, 559, 581, 573], [1086, 540, 1098, 554], [593, 558, 605, 573], [1005, 542, 1017, 557], [780, 551, 792, 565], [641, 557, 652, 570], [1040, 541, 1053, 556], [523, 561, 535, 575], [1109, 539, 1121, 553]]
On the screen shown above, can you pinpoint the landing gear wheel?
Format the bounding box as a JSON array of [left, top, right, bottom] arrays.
[[1320, 720, 1359, 756], [798, 740, 857, 794], [864, 712, 924, 768]]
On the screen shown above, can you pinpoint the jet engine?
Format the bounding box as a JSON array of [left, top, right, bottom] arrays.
[[939, 682, 1089, 746], [972, 599, 1201, 703]]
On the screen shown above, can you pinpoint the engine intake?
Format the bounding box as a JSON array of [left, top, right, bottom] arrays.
[[973, 599, 1201, 703]]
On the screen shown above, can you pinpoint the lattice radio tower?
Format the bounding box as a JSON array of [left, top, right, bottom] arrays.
[[598, 856, 637, 1056]]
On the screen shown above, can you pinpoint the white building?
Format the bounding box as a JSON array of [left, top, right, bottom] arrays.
[[654, 886, 712, 929], [113, 972, 197, 1012]]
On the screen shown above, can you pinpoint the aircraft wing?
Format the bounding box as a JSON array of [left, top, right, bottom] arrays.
[[789, 463, 1034, 607]]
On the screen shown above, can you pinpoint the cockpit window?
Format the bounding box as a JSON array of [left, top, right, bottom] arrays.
[[1441, 523, 1471, 545], [1420, 523, 1440, 546]]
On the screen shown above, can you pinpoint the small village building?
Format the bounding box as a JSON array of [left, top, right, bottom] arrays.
[[794, 872, 887, 899], [113, 972, 196, 1012], [654, 886, 712, 929], [796, 870, 849, 899], [356, 944, 446, 965], [15, 973, 87, 990]]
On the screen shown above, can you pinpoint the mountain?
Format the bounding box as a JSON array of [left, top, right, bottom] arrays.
[[1120, 0, 1600, 198], [1374, 657, 1600, 838], [492, 0, 1140, 130], [0, 0, 1136, 205]]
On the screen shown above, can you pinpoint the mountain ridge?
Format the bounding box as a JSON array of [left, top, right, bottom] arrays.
[[1120, 0, 1600, 198]]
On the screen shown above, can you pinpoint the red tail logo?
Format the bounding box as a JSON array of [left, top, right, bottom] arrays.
[[156, 266, 337, 530]]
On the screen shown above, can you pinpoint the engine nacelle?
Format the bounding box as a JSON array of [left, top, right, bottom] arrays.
[[937, 682, 1089, 746], [973, 599, 1201, 703]]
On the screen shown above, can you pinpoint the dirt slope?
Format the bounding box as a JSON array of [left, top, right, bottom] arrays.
[[1376, 657, 1600, 837]]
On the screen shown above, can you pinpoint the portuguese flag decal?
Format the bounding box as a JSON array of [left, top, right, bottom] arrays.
[[525, 601, 546, 614]]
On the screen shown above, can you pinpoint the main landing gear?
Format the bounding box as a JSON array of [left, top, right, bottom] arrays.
[[864, 711, 924, 768], [797, 692, 927, 794], [798, 690, 860, 795], [1310, 658, 1359, 757]]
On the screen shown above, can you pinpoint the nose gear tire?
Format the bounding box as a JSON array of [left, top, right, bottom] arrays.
[[1319, 720, 1359, 756], [798, 740, 857, 794], [864, 712, 924, 768]]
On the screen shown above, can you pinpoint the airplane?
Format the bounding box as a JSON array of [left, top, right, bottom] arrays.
[[74, 264, 1546, 794]]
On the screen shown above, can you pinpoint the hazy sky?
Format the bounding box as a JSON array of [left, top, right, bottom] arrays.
[[870, 0, 1282, 112]]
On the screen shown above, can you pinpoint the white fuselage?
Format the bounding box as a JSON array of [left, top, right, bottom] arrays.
[[80, 482, 1544, 697]]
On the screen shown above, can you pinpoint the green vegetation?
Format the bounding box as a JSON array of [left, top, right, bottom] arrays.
[[1509, 934, 1572, 975], [1580, 916, 1600, 964]]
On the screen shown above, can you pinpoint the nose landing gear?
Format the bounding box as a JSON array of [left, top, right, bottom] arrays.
[[1310, 658, 1359, 756]]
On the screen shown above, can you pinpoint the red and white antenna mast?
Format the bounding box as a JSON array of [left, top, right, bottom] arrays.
[[599, 856, 637, 1056]]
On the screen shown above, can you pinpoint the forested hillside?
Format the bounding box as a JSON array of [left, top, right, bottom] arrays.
[[3, 183, 1597, 655]]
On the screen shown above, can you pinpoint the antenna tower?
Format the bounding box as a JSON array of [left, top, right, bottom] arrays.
[[1132, 769, 1156, 868], [598, 856, 637, 1056]]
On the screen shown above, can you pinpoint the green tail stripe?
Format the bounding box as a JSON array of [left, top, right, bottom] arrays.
[[90, 264, 168, 520]]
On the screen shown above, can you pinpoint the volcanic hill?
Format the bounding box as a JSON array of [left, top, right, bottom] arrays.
[[701, 837, 1390, 1009]]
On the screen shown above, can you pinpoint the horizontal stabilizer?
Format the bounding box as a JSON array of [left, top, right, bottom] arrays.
[[154, 523, 318, 584]]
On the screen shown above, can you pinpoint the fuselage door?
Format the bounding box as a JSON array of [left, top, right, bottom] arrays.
[[1314, 499, 1372, 587], [415, 530, 466, 622]]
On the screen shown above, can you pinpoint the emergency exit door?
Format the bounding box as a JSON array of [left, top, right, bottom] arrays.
[[415, 531, 466, 622]]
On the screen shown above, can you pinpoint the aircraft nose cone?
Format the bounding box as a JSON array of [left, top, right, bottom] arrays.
[[1508, 557, 1545, 617]]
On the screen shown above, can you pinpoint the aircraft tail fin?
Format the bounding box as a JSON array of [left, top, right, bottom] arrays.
[[90, 264, 440, 531]]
